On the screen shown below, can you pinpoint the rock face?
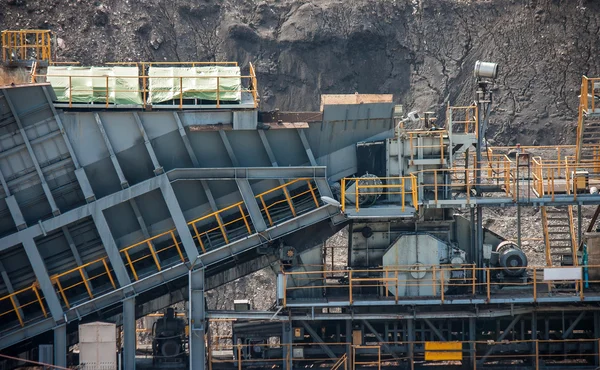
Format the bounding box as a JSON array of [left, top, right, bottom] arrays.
[[1, 0, 598, 144]]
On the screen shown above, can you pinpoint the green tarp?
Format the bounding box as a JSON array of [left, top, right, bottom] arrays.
[[47, 66, 143, 105], [147, 66, 242, 104]]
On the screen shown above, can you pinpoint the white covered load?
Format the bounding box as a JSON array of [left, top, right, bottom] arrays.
[[46, 66, 143, 105], [147, 66, 242, 104]]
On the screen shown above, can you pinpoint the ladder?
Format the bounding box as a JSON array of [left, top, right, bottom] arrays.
[[541, 206, 578, 266]]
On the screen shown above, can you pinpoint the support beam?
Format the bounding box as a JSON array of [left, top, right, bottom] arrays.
[[297, 129, 318, 166], [21, 237, 63, 321], [561, 311, 585, 339], [235, 179, 268, 233], [94, 112, 129, 189], [300, 321, 337, 359], [128, 199, 161, 266], [173, 112, 200, 167], [479, 314, 523, 364], [2, 88, 60, 215], [160, 181, 200, 263], [133, 112, 163, 175], [54, 324, 67, 367], [74, 168, 95, 203], [407, 319, 414, 363], [423, 318, 447, 341], [258, 130, 278, 167], [345, 320, 353, 370], [218, 130, 239, 167], [90, 206, 132, 287], [0, 165, 10, 197], [469, 317, 476, 368], [123, 296, 136, 370], [361, 319, 401, 360], [189, 268, 206, 370]]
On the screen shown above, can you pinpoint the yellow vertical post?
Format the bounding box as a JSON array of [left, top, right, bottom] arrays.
[[217, 76, 220, 108], [216, 214, 229, 244], [79, 269, 94, 299], [306, 181, 319, 208], [432, 265, 437, 297], [179, 77, 183, 109], [486, 269, 491, 302], [440, 268, 445, 303], [239, 205, 252, 235], [341, 178, 346, 212], [69, 76, 73, 108], [191, 223, 206, 253], [283, 273, 287, 307], [355, 180, 360, 213], [105, 75, 109, 108], [123, 250, 139, 281], [32, 285, 47, 318], [54, 278, 70, 309], [9, 295, 24, 327], [170, 231, 186, 262], [283, 187, 297, 217], [434, 170, 438, 204], [259, 195, 273, 226], [147, 240, 162, 271], [237, 344, 242, 370], [401, 178, 406, 211], [102, 258, 116, 289]]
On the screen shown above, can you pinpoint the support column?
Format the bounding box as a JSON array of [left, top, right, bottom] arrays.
[[54, 324, 67, 367], [282, 322, 293, 370], [594, 311, 600, 367], [91, 206, 132, 287], [160, 180, 200, 263], [407, 319, 415, 366], [123, 296, 136, 370], [189, 268, 206, 370], [21, 237, 63, 321]]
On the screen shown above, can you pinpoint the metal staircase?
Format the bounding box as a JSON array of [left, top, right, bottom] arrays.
[[576, 76, 600, 168], [541, 206, 578, 266]]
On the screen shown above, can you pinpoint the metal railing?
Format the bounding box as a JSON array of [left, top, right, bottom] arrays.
[[447, 104, 478, 135], [0, 283, 47, 328], [33, 62, 259, 109], [208, 339, 599, 370], [281, 264, 594, 306], [0, 179, 321, 319], [1, 29, 52, 64], [340, 175, 418, 213]]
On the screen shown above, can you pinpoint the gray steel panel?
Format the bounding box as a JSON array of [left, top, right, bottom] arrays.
[[227, 130, 272, 167], [152, 130, 195, 171], [137, 112, 178, 140], [115, 144, 155, 186], [180, 110, 233, 126], [188, 131, 233, 167], [98, 112, 143, 153], [103, 201, 140, 242], [264, 130, 306, 166], [160, 181, 200, 262], [62, 113, 108, 167], [83, 158, 122, 198]]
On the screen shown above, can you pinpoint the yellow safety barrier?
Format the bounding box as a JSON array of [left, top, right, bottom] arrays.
[[447, 104, 478, 135], [281, 264, 595, 306], [207, 339, 599, 370], [340, 175, 418, 213], [1, 30, 52, 64], [51, 257, 116, 309], [0, 178, 321, 319], [0, 283, 47, 328]]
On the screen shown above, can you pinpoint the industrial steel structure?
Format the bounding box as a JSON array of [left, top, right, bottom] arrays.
[[1, 41, 600, 370]]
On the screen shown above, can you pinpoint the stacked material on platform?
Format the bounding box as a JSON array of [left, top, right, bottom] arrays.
[[147, 66, 242, 104], [46, 66, 143, 105]]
